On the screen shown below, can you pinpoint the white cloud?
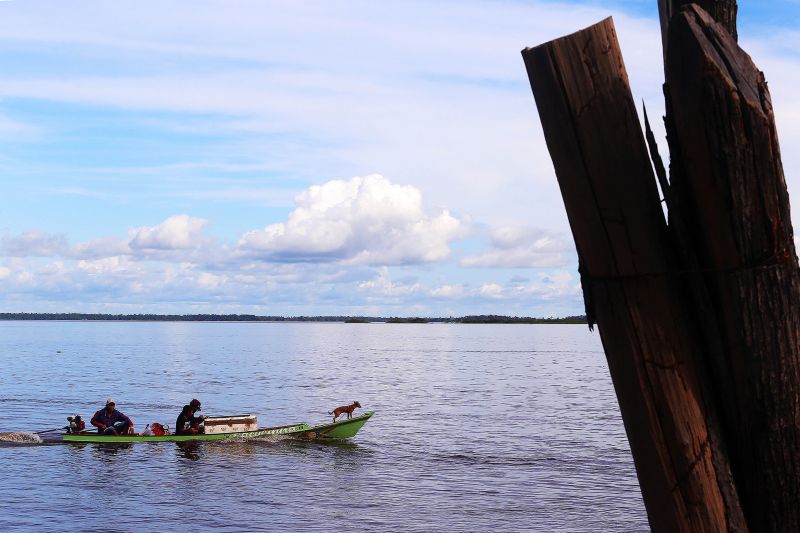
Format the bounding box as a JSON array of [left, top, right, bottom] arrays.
[[1, 229, 68, 257], [70, 237, 132, 260], [78, 256, 137, 276], [478, 282, 504, 298], [1, 215, 211, 260], [524, 271, 580, 300], [358, 267, 422, 296], [430, 284, 465, 298], [0, 112, 38, 138], [38, 260, 65, 275], [239, 174, 464, 265], [426, 271, 580, 303], [129, 214, 209, 250], [462, 226, 570, 268], [0, 250, 583, 315], [196, 272, 226, 290]]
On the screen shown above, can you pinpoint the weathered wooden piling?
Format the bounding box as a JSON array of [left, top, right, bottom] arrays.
[[658, 0, 738, 57], [522, 2, 800, 531], [663, 5, 800, 530], [521, 19, 743, 532]]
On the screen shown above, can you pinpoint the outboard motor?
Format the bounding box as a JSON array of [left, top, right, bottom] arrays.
[[66, 415, 85, 434]]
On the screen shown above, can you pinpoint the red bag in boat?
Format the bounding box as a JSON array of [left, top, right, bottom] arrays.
[[146, 423, 168, 436]]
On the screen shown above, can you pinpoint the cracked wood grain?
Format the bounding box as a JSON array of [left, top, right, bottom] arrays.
[[664, 5, 800, 531], [521, 17, 745, 533]]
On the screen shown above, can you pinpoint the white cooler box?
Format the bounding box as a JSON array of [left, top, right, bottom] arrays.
[[203, 414, 258, 434]]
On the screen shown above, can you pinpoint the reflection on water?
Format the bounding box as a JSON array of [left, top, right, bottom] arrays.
[[175, 441, 202, 461], [172, 437, 372, 465], [0, 322, 648, 532], [90, 443, 135, 457]]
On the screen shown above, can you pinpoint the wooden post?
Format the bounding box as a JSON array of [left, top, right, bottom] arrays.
[[664, 6, 800, 530], [522, 1, 800, 530], [521, 18, 745, 532], [658, 0, 737, 56]]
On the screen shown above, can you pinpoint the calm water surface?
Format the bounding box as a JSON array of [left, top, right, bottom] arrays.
[[0, 321, 648, 532]]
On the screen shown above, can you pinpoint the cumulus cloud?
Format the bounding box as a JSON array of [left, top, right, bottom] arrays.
[[430, 284, 465, 298], [196, 272, 226, 290], [129, 214, 209, 250], [478, 282, 504, 298], [461, 226, 570, 268], [1, 230, 69, 257], [356, 268, 580, 309], [428, 271, 582, 303], [476, 272, 580, 301], [0, 215, 212, 261], [239, 174, 464, 265], [78, 256, 137, 276], [358, 267, 422, 296], [70, 237, 132, 260]]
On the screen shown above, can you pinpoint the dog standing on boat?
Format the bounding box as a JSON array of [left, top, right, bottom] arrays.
[[329, 401, 361, 422]]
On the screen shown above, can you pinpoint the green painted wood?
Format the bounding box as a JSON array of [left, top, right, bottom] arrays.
[[62, 423, 311, 443], [304, 411, 374, 439]]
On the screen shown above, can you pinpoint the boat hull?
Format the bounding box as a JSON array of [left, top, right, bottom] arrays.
[[292, 411, 374, 440], [62, 411, 374, 443]]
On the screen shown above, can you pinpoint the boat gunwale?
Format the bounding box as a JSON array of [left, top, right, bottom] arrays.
[[63, 424, 310, 441]]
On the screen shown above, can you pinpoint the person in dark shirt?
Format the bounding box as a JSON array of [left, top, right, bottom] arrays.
[[175, 403, 205, 435], [90, 399, 134, 435]]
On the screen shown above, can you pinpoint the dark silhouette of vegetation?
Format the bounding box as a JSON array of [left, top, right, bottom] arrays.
[[458, 315, 586, 324], [0, 312, 586, 324]]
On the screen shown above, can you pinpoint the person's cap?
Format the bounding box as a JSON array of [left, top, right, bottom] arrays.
[[190, 398, 201, 410], [106, 398, 116, 406]]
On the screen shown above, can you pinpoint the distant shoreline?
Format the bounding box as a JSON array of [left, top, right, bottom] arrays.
[[0, 313, 587, 324]]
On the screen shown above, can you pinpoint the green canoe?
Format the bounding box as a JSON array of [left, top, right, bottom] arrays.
[[62, 411, 374, 443]]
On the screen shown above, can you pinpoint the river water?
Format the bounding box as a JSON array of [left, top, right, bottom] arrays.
[[0, 321, 648, 532]]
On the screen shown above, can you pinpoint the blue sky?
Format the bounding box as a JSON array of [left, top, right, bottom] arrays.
[[0, 0, 798, 316]]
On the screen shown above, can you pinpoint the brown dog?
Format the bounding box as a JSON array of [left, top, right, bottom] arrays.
[[329, 401, 361, 422]]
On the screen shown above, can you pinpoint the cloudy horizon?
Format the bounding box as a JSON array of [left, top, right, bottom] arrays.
[[1, 0, 798, 316]]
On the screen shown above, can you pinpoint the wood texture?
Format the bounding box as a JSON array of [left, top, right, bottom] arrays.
[[664, 5, 800, 530], [521, 18, 745, 532], [659, 0, 738, 57]]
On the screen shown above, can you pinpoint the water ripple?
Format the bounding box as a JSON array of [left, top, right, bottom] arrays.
[[0, 322, 648, 532]]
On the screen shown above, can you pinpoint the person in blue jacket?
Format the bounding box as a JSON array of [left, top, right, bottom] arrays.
[[90, 399, 134, 435]]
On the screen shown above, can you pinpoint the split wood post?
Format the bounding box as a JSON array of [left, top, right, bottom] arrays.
[[521, 18, 744, 532], [663, 6, 800, 530], [658, 0, 738, 57]]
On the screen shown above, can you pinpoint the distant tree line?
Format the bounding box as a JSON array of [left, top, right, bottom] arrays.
[[455, 315, 586, 324], [0, 312, 586, 324]]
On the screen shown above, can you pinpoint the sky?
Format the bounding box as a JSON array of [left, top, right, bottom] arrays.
[[0, 0, 798, 317]]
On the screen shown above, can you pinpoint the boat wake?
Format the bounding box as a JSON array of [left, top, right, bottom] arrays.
[[0, 432, 43, 445]]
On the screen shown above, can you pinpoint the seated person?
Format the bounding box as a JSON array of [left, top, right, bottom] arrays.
[[189, 398, 206, 428], [175, 404, 205, 435], [91, 399, 134, 435]]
